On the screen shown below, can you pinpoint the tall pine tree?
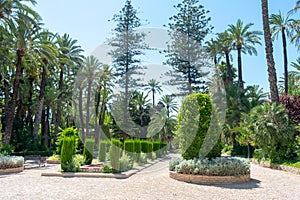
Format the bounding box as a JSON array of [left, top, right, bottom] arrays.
[[109, 0, 146, 139], [165, 0, 213, 95]]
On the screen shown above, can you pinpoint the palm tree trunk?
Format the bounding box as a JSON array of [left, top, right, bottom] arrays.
[[54, 68, 63, 141], [85, 81, 92, 139], [237, 46, 244, 90], [33, 65, 47, 139], [282, 28, 288, 94], [152, 89, 155, 106], [225, 51, 233, 83], [261, 0, 279, 103], [78, 88, 85, 140], [95, 86, 101, 145], [3, 49, 24, 145]]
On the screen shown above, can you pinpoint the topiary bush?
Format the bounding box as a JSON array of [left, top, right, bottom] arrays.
[[83, 138, 95, 165], [98, 140, 107, 162], [148, 142, 153, 160], [110, 139, 122, 172], [56, 127, 79, 155], [60, 136, 76, 172], [170, 157, 250, 176], [141, 140, 149, 153], [124, 139, 135, 158], [133, 139, 141, 162], [153, 141, 161, 158], [177, 92, 222, 160]]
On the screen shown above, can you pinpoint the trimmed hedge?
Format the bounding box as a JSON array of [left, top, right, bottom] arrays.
[[98, 141, 108, 162], [61, 136, 75, 172], [153, 142, 161, 157], [83, 138, 95, 165], [141, 140, 149, 153], [124, 140, 135, 158], [134, 140, 141, 162], [110, 139, 122, 172]]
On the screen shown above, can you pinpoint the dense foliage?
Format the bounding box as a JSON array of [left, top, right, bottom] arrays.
[[0, 156, 24, 169], [60, 136, 76, 172], [177, 93, 222, 159], [83, 139, 95, 165]]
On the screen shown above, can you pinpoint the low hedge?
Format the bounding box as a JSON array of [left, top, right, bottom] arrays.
[[169, 157, 250, 176], [0, 156, 24, 169]]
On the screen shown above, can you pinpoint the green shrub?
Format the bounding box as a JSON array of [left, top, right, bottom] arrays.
[[161, 142, 168, 155], [83, 138, 95, 165], [98, 141, 108, 162], [134, 139, 141, 162], [147, 142, 153, 160], [110, 139, 122, 172], [0, 156, 24, 169], [222, 144, 233, 154], [124, 139, 135, 159], [169, 157, 183, 171], [102, 164, 113, 173], [119, 153, 133, 172], [153, 141, 161, 158], [60, 136, 76, 172], [171, 157, 250, 176], [177, 93, 222, 160], [56, 127, 78, 155], [141, 140, 149, 153], [139, 153, 147, 164]]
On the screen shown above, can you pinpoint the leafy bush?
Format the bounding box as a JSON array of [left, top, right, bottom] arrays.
[[139, 153, 147, 164], [102, 164, 113, 173], [119, 153, 133, 172], [279, 95, 300, 124], [83, 139, 95, 165], [110, 139, 122, 172], [170, 157, 250, 176], [60, 136, 75, 172], [98, 141, 107, 162], [169, 157, 183, 171], [242, 103, 295, 163], [177, 93, 222, 160], [0, 156, 24, 169], [56, 127, 79, 155], [222, 144, 233, 154]]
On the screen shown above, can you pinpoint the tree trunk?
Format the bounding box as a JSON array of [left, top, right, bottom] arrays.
[[33, 64, 47, 139], [152, 89, 155, 106], [85, 81, 92, 139], [3, 49, 24, 145], [78, 87, 85, 140], [237, 45, 244, 90], [261, 0, 279, 103], [26, 77, 34, 135], [95, 86, 101, 146], [54, 68, 64, 141], [282, 28, 288, 94], [225, 51, 233, 84]]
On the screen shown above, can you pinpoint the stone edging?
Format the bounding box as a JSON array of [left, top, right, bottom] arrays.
[[41, 157, 168, 178], [251, 159, 300, 175], [169, 171, 250, 184], [0, 166, 24, 175]]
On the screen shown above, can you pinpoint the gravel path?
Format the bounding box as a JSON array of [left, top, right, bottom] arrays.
[[0, 154, 299, 200]]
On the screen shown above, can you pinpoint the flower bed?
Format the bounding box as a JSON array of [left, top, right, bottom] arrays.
[[0, 156, 24, 174], [169, 157, 251, 184]]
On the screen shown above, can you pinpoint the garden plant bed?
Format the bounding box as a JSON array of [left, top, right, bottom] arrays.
[[251, 159, 300, 175], [169, 171, 250, 184], [0, 167, 24, 175], [80, 163, 103, 172]]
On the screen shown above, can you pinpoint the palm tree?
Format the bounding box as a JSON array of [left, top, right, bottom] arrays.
[[54, 33, 84, 139], [217, 31, 234, 82], [3, 7, 41, 145], [145, 79, 162, 106], [160, 94, 178, 118], [227, 19, 262, 90], [270, 11, 294, 94], [291, 57, 300, 81], [261, 0, 279, 103], [205, 38, 220, 66]]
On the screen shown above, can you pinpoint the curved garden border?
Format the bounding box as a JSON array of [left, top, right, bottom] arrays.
[[169, 171, 250, 184], [0, 167, 24, 175]]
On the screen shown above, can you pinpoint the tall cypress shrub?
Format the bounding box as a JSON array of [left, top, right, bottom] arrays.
[[61, 136, 75, 172], [83, 138, 95, 165]]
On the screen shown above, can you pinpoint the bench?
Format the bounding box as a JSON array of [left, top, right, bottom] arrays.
[[24, 155, 46, 168]]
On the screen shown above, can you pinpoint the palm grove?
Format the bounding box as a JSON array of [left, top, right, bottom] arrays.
[[0, 0, 300, 164]]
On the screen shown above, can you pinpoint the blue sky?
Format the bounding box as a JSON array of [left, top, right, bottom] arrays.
[[35, 0, 299, 93]]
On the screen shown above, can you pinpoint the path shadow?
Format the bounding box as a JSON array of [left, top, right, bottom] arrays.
[[208, 178, 261, 190]]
